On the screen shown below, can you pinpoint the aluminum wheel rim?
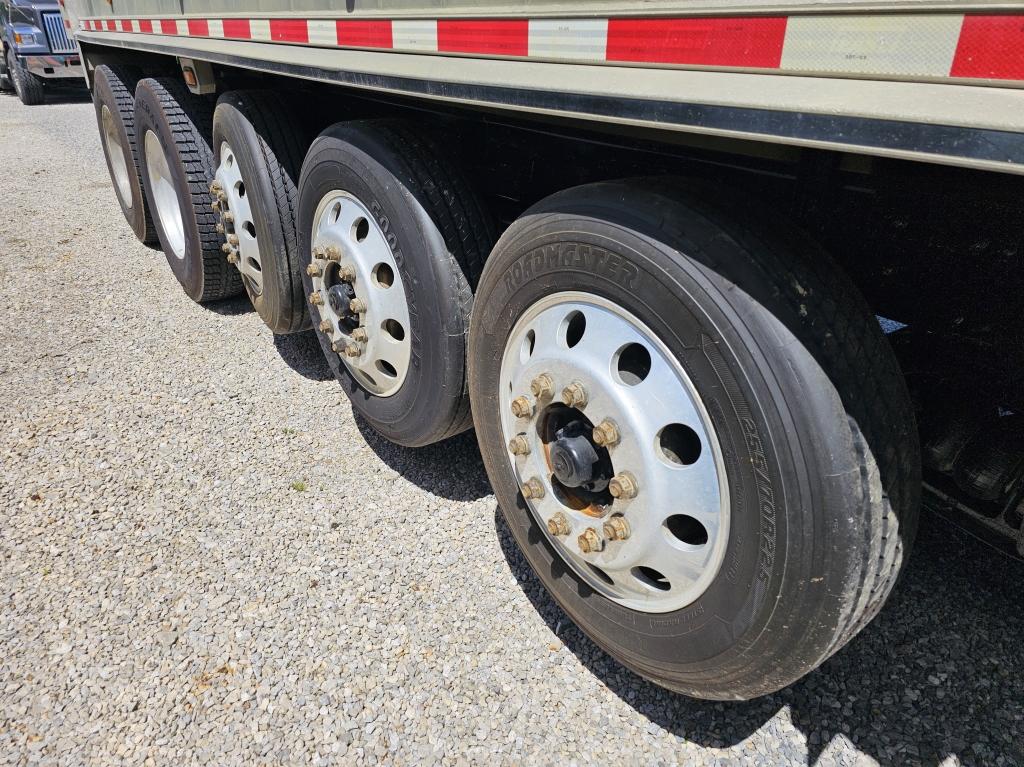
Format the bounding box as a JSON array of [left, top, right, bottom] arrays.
[[101, 105, 133, 209], [499, 292, 730, 613], [309, 191, 412, 397], [143, 130, 185, 260], [214, 142, 262, 295]]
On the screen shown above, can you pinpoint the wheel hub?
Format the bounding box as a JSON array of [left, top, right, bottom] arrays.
[[499, 292, 730, 613], [213, 142, 262, 295]]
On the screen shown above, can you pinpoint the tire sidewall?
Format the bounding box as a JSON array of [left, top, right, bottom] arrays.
[[93, 67, 147, 241], [135, 80, 206, 300], [298, 135, 468, 447], [470, 206, 863, 697]]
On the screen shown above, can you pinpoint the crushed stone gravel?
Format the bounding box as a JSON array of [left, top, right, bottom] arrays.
[[1, 93, 1022, 767]]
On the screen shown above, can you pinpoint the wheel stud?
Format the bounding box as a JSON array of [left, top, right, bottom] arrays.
[[223, 211, 234, 223], [577, 527, 604, 553], [351, 327, 369, 343], [227, 234, 239, 246], [603, 516, 630, 541], [331, 340, 347, 354], [530, 373, 554, 399], [210, 201, 220, 212], [306, 263, 322, 277], [318, 319, 333, 333], [312, 246, 324, 258], [215, 223, 225, 234], [226, 252, 239, 265], [325, 245, 341, 262], [349, 298, 367, 314], [338, 265, 356, 282], [522, 477, 545, 500], [593, 419, 619, 447], [510, 396, 534, 419], [609, 472, 638, 499], [561, 381, 587, 408], [209, 181, 222, 195], [344, 343, 363, 359], [507, 435, 530, 456], [547, 512, 571, 537], [309, 292, 324, 306], [221, 243, 232, 254]]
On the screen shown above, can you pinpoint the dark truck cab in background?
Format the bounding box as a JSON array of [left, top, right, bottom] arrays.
[[0, 0, 81, 104]]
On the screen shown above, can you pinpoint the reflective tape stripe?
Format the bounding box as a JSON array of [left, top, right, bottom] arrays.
[[391, 20, 437, 52], [222, 19, 251, 40], [952, 15, 1024, 80], [336, 20, 393, 49], [528, 19, 607, 61], [186, 19, 209, 37], [159, 19, 177, 36], [437, 19, 528, 57], [606, 17, 788, 68]]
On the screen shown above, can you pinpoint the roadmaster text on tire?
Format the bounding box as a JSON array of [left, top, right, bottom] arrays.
[[92, 65, 158, 245], [468, 179, 921, 700], [298, 119, 493, 447], [6, 48, 44, 105], [212, 91, 311, 333], [134, 77, 241, 302]]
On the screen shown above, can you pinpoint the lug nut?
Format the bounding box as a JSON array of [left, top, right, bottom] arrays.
[[215, 222, 225, 234], [577, 527, 604, 554], [561, 381, 588, 408], [345, 344, 362, 359], [547, 512, 571, 537], [331, 340, 347, 354], [209, 181, 222, 195], [226, 252, 239, 265], [530, 373, 554, 399], [217, 191, 227, 202], [521, 477, 545, 500], [338, 264, 356, 282], [593, 419, 620, 447], [508, 435, 530, 456], [603, 516, 631, 541], [306, 263, 322, 277], [510, 396, 534, 419], [609, 472, 638, 500], [309, 292, 324, 306], [223, 211, 234, 223], [221, 243, 233, 254], [325, 245, 341, 262], [351, 327, 368, 343], [312, 246, 324, 258], [349, 298, 367, 314], [318, 319, 333, 333], [211, 201, 220, 212], [227, 234, 239, 246]]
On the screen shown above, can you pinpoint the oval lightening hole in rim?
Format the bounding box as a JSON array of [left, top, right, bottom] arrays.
[[225, 153, 234, 168], [376, 360, 398, 378], [235, 181, 246, 198], [616, 343, 651, 385], [658, 423, 702, 466], [373, 263, 394, 288], [665, 514, 708, 546], [588, 563, 614, 586], [329, 201, 342, 224], [382, 319, 405, 341], [520, 329, 535, 363], [242, 221, 256, 238], [353, 217, 369, 242], [247, 258, 261, 272], [564, 311, 585, 348], [632, 566, 671, 591]]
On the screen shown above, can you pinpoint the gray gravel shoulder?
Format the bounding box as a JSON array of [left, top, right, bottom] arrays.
[[1, 92, 1022, 767]]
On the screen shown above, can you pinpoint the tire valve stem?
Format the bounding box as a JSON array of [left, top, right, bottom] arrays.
[[508, 435, 530, 456], [547, 512, 571, 537], [521, 477, 545, 500], [309, 292, 324, 306], [510, 396, 534, 419], [578, 527, 604, 554], [609, 472, 638, 500], [603, 516, 630, 542]]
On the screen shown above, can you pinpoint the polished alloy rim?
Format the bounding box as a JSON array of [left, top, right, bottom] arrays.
[[214, 142, 262, 295], [101, 105, 133, 209], [499, 292, 729, 613], [309, 191, 411, 397], [143, 130, 185, 259]]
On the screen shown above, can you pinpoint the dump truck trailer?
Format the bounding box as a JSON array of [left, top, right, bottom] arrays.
[[61, 0, 1024, 700]]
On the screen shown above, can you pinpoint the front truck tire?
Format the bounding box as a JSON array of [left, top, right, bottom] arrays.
[[6, 47, 44, 105], [468, 179, 921, 700], [134, 77, 241, 303], [91, 65, 158, 245], [297, 119, 493, 447], [211, 91, 311, 333]]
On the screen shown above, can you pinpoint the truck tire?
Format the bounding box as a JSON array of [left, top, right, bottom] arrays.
[[297, 119, 494, 447], [92, 65, 158, 246], [134, 77, 241, 302], [468, 179, 920, 700], [212, 91, 311, 333], [7, 48, 44, 105]]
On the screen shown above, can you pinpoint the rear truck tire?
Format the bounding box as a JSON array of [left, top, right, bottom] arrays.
[[297, 119, 494, 447], [0, 51, 13, 91], [468, 179, 921, 700], [91, 65, 158, 246], [212, 91, 311, 333], [7, 47, 44, 105], [134, 77, 242, 303]]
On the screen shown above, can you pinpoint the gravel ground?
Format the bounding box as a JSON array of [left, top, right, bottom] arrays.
[[2, 91, 1023, 767]]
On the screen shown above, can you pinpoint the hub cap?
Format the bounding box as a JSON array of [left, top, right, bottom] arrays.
[[143, 130, 185, 260], [214, 142, 262, 295], [310, 191, 411, 397], [101, 105, 132, 209], [499, 292, 729, 613]]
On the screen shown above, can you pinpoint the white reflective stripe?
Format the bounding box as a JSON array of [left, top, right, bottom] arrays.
[[307, 19, 336, 46], [528, 19, 608, 61], [250, 19, 272, 42], [208, 19, 224, 39], [392, 20, 437, 52], [781, 14, 964, 77]]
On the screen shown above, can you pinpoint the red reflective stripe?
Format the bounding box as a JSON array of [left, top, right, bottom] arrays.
[[187, 19, 209, 37], [120, 19, 132, 32], [222, 19, 251, 40], [105, 19, 116, 31], [606, 16, 787, 68], [437, 19, 528, 56], [951, 15, 1024, 80], [138, 19, 153, 34], [336, 20, 393, 48], [160, 19, 177, 35], [270, 19, 308, 43]]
